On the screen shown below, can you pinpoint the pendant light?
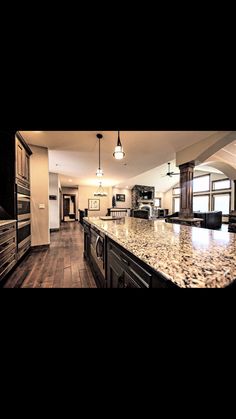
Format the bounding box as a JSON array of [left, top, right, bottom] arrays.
[[94, 181, 108, 197], [96, 133, 104, 177], [113, 131, 125, 160]]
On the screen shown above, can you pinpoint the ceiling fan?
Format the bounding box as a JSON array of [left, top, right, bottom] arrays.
[[165, 162, 179, 177]]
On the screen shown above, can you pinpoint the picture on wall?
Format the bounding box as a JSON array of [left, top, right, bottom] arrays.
[[88, 199, 100, 211], [116, 194, 126, 202]]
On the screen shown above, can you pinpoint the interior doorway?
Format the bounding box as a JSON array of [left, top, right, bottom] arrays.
[[63, 194, 76, 222]]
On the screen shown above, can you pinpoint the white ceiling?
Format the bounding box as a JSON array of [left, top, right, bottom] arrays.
[[20, 131, 217, 188], [118, 160, 225, 193], [211, 140, 236, 167]]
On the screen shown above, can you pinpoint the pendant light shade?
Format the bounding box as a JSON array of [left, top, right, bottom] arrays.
[[94, 182, 108, 197], [113, 131, 125, 160], [96, 133, 104, 177]]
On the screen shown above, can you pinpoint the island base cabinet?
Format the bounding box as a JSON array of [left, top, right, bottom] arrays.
[[107, 238, 178, 288], [108, 254, 144, 288], [107, 240, 149, 288], [83, 223, 90, 261]]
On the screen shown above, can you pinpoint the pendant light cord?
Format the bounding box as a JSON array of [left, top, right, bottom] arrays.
[[118, 131, 122, 147], [99, 137, 101, 169]]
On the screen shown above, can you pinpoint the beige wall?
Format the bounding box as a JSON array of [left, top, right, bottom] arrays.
[[79, 185, 111, 217], [163, 189, 173, 213], [112, 188, 131, 208], [30, 145, 50, 246], [61, 187, 79, 220]]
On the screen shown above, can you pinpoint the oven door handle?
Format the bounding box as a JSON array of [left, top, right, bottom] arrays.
[[17, 194, 31, 200], [18, 220, 31, 229]]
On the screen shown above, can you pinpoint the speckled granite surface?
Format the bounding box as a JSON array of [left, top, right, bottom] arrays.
[[84, 217, 236, 288]]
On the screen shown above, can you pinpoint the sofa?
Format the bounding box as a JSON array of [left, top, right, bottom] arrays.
[[132, 209, 149, 219], [193, 211, 222, 229], [165, 211, 222, 230]]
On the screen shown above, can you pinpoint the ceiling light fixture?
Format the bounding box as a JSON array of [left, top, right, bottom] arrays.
[[96, 133, 104, 177], [94, 182, 108, 197], [113, 131, 125, 160]]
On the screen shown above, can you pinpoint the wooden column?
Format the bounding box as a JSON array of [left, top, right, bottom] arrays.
[[179, 161, 195, 219]]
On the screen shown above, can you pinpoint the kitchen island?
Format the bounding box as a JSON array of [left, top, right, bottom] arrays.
[[83, 217, 236, 288]]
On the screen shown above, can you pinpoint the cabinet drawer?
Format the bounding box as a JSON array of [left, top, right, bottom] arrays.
[[108, 240, 151, 287], [0, 223, 16, 238], [17, 239, 31, 261], [0, 253, 17, 282], [0, 247, 16, 270], [0, 235, 16, 257]]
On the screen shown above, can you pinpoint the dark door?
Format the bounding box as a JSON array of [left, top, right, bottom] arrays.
[[63, 197, 70, 217]]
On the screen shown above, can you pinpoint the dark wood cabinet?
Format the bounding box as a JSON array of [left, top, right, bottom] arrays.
[[228, 211, 236, 233], [16, 135, 31, 185], [107, 239, 150, 288], [107, 238, 178, 288], [0, 222, 17, 284], [0, 131, 32, 266], [83, 222, 179, 288], [108, 253, 143, 288], [83, 221, 90, 261]]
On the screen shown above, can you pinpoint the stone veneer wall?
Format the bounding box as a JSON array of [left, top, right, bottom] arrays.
[[131, 185, 155, 209]]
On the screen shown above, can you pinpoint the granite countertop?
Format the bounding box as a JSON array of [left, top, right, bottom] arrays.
[[84, 217, 236, 288], [0, 220, 16, 227]]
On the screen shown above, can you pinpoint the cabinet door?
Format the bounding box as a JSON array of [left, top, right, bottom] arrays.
[[108, 255, 125, 288], [25, 153, 30, 182], [16, 138, 30, 184], [16, 139, 24, 180], [123, 271, 142, 288], [84, 232, 90, 260]]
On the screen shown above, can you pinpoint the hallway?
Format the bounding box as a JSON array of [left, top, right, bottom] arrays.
[[3, 223, 97, 288]]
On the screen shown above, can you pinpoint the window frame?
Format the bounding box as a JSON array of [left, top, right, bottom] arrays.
[[173, 196, 180, 213], [193, 194, 210, 212], [154, 198, 162, 208], [193, 174, 210, 193], [212, 192, 231, 216], [212, 178, 231, 191], [173, 187, 180, 195]]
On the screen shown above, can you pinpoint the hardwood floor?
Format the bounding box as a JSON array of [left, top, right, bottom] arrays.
[[3, 222, 97, 288]]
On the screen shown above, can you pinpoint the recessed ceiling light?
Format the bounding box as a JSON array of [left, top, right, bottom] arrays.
[[69, 179, 72, 182]]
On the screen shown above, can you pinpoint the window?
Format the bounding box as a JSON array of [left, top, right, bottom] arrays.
[[193, 195, 209, 212], [154, 198, 162, 207], [193, 175, 210, 192], [173, 197, 180, 212], [212, 193, 231, 215], [173, 188, 180, 195], [212, 179, 231, 190]]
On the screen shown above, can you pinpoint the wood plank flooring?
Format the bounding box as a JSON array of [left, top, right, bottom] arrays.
[[3, 222, 97, 288]]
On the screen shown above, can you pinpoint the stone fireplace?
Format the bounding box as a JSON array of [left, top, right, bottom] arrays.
[[131, 185, 155, 209]]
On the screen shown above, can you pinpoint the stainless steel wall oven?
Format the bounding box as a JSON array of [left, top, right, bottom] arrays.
[[16, 180, 31, 258], [16, 180, 30, 221]]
